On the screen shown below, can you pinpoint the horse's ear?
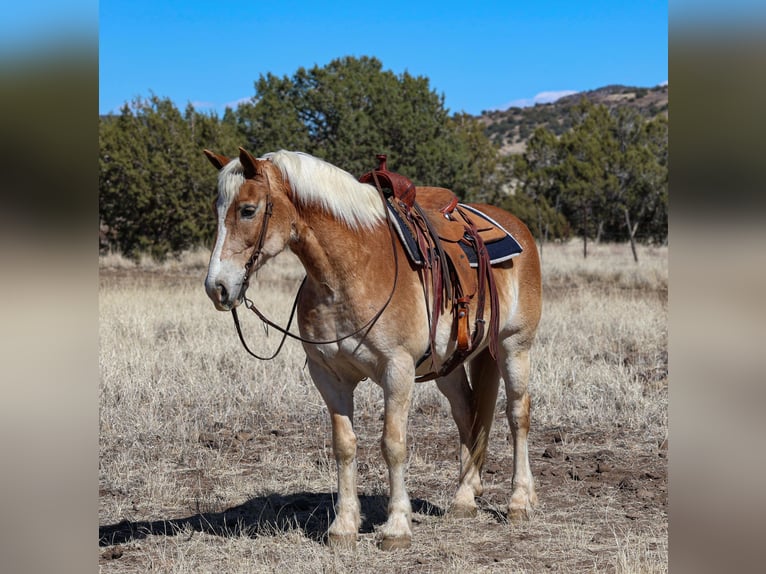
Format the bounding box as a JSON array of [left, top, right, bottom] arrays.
[[203, 149, 230, 171], [238, 147, 262, 179]]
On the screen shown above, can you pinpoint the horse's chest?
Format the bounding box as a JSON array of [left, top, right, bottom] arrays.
[[303, 339, 378, 381]]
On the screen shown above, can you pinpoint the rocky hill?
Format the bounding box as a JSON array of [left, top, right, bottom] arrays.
[[478, 84, 668, 155]]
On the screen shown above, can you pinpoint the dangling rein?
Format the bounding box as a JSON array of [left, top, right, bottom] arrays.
[[230, 182, 403, 360]]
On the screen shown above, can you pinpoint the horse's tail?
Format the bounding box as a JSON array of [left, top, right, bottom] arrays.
[[467, 349, 501, 477]]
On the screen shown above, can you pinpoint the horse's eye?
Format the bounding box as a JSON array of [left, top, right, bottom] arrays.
[[240, 205, 257, 219]]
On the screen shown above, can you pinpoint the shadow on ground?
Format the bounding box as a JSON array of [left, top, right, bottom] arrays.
[[99, 492, 444, 546]]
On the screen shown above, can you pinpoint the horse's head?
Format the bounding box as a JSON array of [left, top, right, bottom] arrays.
[[203, 147, 296, 311]]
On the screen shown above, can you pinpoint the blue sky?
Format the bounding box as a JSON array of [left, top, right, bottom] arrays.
[[95, 1, 667, 116]]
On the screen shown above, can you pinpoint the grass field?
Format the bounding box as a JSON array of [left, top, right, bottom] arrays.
[[99, 241, 667, 573]]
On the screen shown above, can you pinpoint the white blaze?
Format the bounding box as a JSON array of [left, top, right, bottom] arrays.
[[205, 160, 247, 305]]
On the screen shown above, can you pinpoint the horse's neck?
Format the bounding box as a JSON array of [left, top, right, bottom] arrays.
[[290, 211, 386, 296]]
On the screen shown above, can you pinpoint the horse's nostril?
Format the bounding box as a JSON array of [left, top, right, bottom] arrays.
[[217, 282, 228, 301]]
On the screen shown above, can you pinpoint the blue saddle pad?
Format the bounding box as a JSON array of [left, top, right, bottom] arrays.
[[385, 201, 425, 265], [456, 204, 523, 267], [385, 202, 523, 268]]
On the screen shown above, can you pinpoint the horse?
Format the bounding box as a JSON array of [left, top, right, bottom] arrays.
[[202, 147, 542, 549]]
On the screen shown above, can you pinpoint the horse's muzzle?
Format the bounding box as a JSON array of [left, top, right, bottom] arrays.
[[205, 278, 243, 311]]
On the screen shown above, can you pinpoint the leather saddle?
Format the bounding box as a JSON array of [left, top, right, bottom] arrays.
[[359, 155, 522, 380]]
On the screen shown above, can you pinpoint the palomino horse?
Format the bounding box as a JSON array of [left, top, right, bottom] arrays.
[[203, 148, 542, 549]]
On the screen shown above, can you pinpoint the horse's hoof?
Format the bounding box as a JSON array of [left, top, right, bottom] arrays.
[[508, 507, 531, 522], [379, 536, 411, 551], [327, 533, 357, 549], [448, 504, 478, 519]]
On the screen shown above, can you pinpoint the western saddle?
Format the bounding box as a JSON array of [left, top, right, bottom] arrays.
[[359, 155, 520, 381]]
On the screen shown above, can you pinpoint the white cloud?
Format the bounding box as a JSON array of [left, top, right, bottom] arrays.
[[498, 89, 578, 111], [533, 90, 578, 103]]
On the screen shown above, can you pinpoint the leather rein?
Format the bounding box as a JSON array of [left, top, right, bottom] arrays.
[[230, 172, 402, 360]]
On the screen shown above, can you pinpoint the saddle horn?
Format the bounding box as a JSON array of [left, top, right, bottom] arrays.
[[359, 154, 417, 209]]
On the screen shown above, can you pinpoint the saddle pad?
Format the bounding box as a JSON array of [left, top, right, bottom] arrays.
[[385, 201, 523, 268], [385, 201, 424, 265], [457, 204, 523, 267]]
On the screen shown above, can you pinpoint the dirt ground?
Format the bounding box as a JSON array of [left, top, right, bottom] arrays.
[[99, 404, 667, 571]]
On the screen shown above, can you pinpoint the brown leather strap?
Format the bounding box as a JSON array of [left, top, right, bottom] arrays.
[[455, 205, 500, 360], [439, 194, 459, 215], [231, 277, 303, 360], [415, 208, 500, 382]]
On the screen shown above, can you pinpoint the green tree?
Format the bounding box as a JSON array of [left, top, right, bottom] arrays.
[[506, 99, 668, 259], [558, 100, 618, 257], [605, 107, 651, 260], [235, 72, 311, 153], [502, 128, 570, 257], [636, 114, 668, 244], [98, 63, 667, 260], [595, 105, 668, 258], [234, 56, 497, 200], [99, 95, 238, 258]]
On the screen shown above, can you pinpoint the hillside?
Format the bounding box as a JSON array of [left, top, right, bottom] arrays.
[[478, 84, 668, 155]]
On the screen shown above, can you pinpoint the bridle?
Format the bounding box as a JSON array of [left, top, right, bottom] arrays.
[[229, 170, 402, 360]]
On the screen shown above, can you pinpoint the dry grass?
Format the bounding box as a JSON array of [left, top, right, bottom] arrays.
[[100, 247, 212, 272], [99, 242, 667, 573], [540, 241, 667, 293]]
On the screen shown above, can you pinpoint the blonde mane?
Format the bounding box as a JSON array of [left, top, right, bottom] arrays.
[[263, 150, 385, 230], [216, 150, 384, 230]]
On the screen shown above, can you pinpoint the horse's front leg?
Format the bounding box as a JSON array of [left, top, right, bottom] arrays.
[[378, 360, 416, 550], [307, 360, 360, 547]]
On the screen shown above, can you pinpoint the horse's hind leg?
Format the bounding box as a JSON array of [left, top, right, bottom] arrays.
[[437, 367, 480, 517], [307, 360, 360, 547], [498, 341, 538, 521], [436, 350, 500, 517]]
